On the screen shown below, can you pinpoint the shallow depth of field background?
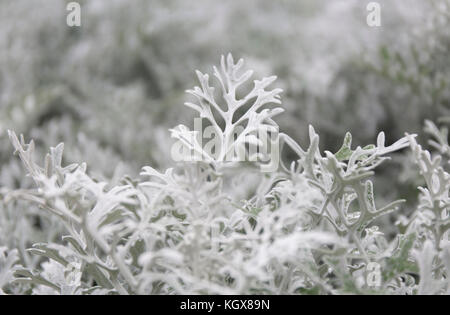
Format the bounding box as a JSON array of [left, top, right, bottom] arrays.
[[0, 0, 448, 210]]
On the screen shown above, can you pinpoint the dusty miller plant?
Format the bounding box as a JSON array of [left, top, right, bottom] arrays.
[[1, 55, 450, 295]]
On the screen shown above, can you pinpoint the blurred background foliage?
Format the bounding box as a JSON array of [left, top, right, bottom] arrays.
[[0, 0, 449, 206]]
